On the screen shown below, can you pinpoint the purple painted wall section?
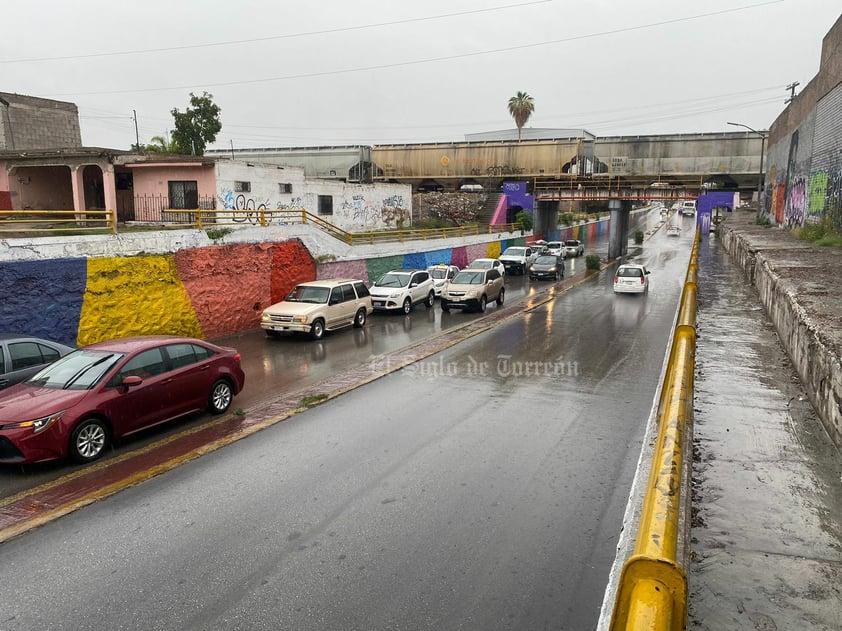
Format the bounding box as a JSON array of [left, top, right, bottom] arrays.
[[503, 182, 533, 211], [698, 191, 736, 235]]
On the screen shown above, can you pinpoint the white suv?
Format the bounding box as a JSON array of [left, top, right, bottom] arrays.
[[261, 279, 372, 340], [370, 269, 436, 314], [499, 246, 538, 275]]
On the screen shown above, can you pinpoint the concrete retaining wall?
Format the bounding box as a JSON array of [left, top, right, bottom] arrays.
[[720, 224, 842, 449]]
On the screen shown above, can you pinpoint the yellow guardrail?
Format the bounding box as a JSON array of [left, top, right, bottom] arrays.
[[188, 208, 523, 245], [0, 209, 117, 234], [610, 229, 700, 631], [1, 207, 523, 245]]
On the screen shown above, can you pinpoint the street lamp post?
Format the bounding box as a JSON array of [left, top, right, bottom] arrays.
[[727, 122, 767, 204]]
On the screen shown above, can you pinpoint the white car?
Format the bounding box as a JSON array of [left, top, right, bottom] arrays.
[[680, 200, 697, 216], [562, 240, 585, 257], [544, 241, 568, 259], [499, 246, 538, 275], [369, 269, 436, 314], [261, 279, 373, 340], [614, 264, 650, 294], [427, 264, 460, 297], [468, 258, 506, 275]]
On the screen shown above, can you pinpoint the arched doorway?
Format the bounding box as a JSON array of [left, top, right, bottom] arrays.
[[82, 164, 105, 210]]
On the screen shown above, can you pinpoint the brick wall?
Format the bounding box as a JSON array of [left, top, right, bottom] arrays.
[[0, 92, 82, 150]]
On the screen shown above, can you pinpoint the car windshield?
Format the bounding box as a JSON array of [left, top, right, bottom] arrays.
[[617, 267, 643, 277], [534, 256, 557, 265], [470, 260, 492, 268], [25, 349, 123, 390], [429, 268, 449, 279], [375, 273, 410, 288], [502, 247, 525, 256], [285, 285, 330, 303], [452, 271, 485, 285], [565, 240, 579, 247], [546, 243, 561, 249]]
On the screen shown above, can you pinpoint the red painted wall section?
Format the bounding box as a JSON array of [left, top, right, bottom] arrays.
[[451, 246, 469, 269], [175, 241, 313, 338], [270, 240, 316, 304], [0, 191, 10, 210]]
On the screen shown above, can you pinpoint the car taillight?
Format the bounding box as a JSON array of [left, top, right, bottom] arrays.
[[640, 276, 645, 284], [614, 275, 619, 283], [233, 353, 242, 362]]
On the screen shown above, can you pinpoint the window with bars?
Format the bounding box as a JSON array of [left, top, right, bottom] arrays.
[[234, 181, 251, 193], [168, 181, 198, 209]]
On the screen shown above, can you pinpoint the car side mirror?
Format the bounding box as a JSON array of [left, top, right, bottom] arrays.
[[121, 375, 142, 391], [410, 282, 418, 288], [645, 270, 651, 275]]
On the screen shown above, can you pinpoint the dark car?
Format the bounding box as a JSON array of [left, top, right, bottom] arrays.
[[0, 336, 245, 465], [529, 255, 566, 280], [0, 334, 75, 391]]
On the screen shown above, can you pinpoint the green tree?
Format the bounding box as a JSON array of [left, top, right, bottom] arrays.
[[508, 91, 535, 141], [170, 92, 222, 156]]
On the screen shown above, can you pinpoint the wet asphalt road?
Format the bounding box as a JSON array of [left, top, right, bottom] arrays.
[[0, 212, 697, 630], [1, 218, 664, 498]]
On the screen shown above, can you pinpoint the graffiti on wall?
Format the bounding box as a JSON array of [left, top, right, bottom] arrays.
[[785, 176, 807, 227], [218, 189, 307, 225], [340, 194, 408, 228]]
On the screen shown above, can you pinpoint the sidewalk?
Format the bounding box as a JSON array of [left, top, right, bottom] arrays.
[[688, 212, 842, 629]]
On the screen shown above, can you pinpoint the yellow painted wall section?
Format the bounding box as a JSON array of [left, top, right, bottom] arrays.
[[77, 256, 204, 345], [485, 241, 502, 258]]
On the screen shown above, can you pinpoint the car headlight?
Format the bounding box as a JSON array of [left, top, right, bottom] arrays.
[[2, 411, 65, 433], [261, 313, 270, 322], [389, 292, 401, 299], [293, 316, 308, 324]]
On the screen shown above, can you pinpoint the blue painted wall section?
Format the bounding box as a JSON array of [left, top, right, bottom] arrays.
[[0, 258, 87, 346]]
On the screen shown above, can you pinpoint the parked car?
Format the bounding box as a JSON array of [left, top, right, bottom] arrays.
[[427, 264, 460, 297], [544, 241, 567, 259], [614, 264, 650, 294], [562, 239, 585, 257], [467, 258, 506, 275], [261, 279, 372, 340], [369, 269, 436, 314], [529, 254, 566, 281], [680, 200, 697, 216], [499, 246, 538, 275], [441, 268, 505, 313], [0, 334, 74, 391], [0, 336, 245, 464]]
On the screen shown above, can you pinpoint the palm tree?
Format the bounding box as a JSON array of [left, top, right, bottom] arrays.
[[508, 91, 535, 141], [144, 134, 181, 153]]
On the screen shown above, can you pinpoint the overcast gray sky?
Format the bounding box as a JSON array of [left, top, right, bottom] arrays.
[[1, 1, 839, 150]]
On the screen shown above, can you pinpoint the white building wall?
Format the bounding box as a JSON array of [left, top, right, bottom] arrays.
[[215, 161, 411, 231]]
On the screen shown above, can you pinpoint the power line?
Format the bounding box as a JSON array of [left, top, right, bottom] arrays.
[[47, 1, 782, 97], [0, 1, 550, 64]]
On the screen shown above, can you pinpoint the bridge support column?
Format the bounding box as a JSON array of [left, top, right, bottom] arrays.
[[608, 199, 630, 260]]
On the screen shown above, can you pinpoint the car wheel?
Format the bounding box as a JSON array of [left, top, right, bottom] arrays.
[[208, 378, 233, 414], [353, 308, 367, 328], [496, 287, 505, 306], [402, 297, 412, 315], [310, 319, 325, 340], [441, 301, 450, 313], [478, 295, 487, 313], [425, 291, 435, 308], [70, 417, 109, 463]]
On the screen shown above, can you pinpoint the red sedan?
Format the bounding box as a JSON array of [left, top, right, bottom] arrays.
[[0, 336, 245, 465]]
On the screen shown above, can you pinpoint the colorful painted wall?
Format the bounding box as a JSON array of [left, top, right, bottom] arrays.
[[0, 232, 522, 346], [0, 241, 315, 347]]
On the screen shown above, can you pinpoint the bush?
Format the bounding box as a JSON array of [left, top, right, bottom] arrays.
[[515, 210, 534, 232], [559, 212, 575, 226], [634, 230, 645, 244], [585, 254, 601, 270]]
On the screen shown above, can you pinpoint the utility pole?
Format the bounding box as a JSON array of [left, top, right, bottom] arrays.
[[727, 122, 767, 204], [785, 82, 800, 104], [230, 139, 235, 160], [132, 109, 140, 152]]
